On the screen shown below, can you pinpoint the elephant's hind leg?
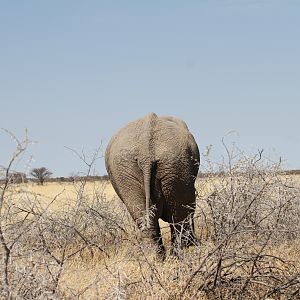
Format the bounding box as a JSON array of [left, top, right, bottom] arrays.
[[151, 218, 166, 260], [135, 207, 166, 260]]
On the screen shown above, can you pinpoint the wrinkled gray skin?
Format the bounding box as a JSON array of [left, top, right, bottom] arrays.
[[105, 113, 200, 256]]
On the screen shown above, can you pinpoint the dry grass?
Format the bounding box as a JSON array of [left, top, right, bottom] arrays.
[[2, 176, 299, 299]]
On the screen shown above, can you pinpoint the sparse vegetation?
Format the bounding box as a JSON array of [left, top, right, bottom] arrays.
[[1, 131, 299, 299]]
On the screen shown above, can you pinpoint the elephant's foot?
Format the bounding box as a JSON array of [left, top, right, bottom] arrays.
[[170, 223, 197, 258], [181, 232, 197, 248]]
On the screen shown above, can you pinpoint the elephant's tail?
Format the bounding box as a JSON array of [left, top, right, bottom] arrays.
[[143, 163, 152, 228], [140, 112, 157, 228]]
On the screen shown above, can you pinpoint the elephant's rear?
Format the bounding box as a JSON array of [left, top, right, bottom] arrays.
[[105, 113, 200, 224]]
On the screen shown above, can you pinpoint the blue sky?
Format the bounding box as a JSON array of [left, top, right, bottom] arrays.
[[1, 1, 299, 176]]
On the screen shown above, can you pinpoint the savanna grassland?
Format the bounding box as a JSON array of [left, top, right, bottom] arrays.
[[1, 170, 300, 300], [1, 134, 300, 299]]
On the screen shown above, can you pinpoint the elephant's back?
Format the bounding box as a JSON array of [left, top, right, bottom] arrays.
[[153, 117, 197, 161], [105, 113, 199, 174], [105, 122, 140, 173], [106, 113, 157, 165], [105, 120, 140, 164]]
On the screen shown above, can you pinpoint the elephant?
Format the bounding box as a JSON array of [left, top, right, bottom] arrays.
[[105, 113, 200, 256]]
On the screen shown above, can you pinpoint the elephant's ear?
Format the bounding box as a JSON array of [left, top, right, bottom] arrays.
[[138, 112, 157, 228]]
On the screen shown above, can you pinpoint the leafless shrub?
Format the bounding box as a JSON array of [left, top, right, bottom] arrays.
[[181, 140, 300, 299], [0, 132, 126, 299]]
